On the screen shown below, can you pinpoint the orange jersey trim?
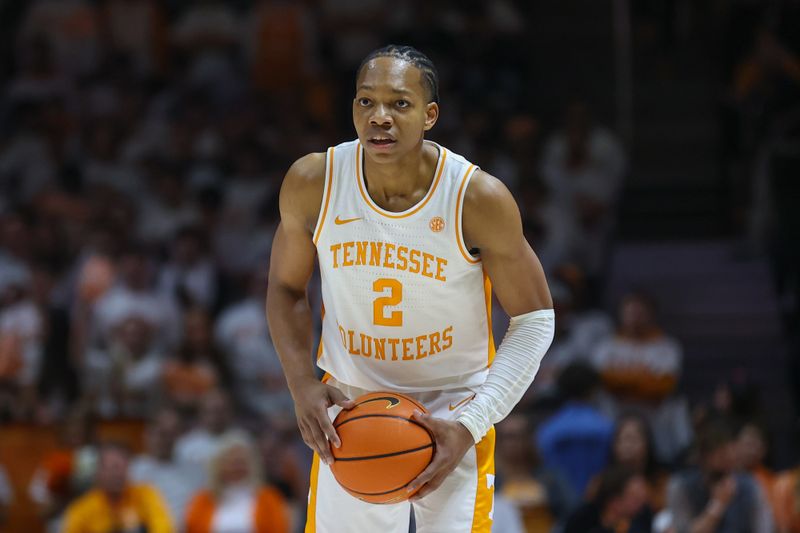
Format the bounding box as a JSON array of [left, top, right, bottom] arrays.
[[305, 454, 321, 532], [316, 304, 326, 361], [455, 164, 481, 264], [470, 426, 496, 532], [483, 270, 495, 367], [355, 143, 447, 219], [312, 147, 335, 245]]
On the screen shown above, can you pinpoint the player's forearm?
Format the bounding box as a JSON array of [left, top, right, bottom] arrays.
[[266, 282, 318, 392], [457, 308, 555, 442]]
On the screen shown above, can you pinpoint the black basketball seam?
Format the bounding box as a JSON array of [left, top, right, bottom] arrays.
[[338, 447, 435, 498], [334, 443, 433, 462], [333, 414, 429, 431], [346, 481, 414, 497]]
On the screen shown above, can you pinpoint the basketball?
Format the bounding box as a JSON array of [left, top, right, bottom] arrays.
[[330, 392, 435, 504]]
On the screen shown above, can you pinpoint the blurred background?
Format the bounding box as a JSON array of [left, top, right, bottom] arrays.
[[0, 0, 798, 532]]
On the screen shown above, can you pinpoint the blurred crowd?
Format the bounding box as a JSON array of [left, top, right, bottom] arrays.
[[0, 1, 798, 533]]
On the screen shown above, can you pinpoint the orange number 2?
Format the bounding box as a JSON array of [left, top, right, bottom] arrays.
[[373, 278, 403, 326]]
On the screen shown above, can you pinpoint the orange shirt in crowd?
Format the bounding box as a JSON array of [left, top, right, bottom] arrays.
[[0, 334, 23, 380], [751, 464, 777, 510], [501, 478, 556, 533], [41, 449, 76, 496], [162, 360, 217, 404], [773, 469, 800, 533], [593, 329, 680, 403], [185, 487, 289, 533], [62, 484, 173, 533]]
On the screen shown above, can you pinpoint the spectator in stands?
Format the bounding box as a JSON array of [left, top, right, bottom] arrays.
[[17, 0, 100, 78], [732, 27, 800, 113], [496, 413, 576, 531], [772, 464, 800, 533], [588, 413, 669, 532], [0, 463, 12, 527], [174, 388, 240, 469], [62, 441, 173, 533], [215, 270, 290, 417], [158, 226, 219, 311], [130, 407, 205, 526], [171, 0, 242, 96], [83, 314, 164, 418], [736, 421, 779, 514], [563, 466, 649, 533], [185, 432, 289, 533], [540, 100, 626, 278], [99, 0, 168, 79], [692, 374, 765, 435], [90, 245, 181, 351], [29, 408, 98, 530], [0, 255, 43, 419], [537, 362, 614, 497], [246, 0, 319, 95], [591, 290, 691, 462], [257, 416, 309, 512], [136, 163, 202, 248], [80, 119, 141, 198], [667, 417, 774, 533], [162, 307, 227, 414], [532, 277, 613, 403], [213, 144, 279, 276], [491, 493, 526, 533]]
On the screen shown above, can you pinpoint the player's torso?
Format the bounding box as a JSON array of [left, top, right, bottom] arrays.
[[313, 140, 494, 392]]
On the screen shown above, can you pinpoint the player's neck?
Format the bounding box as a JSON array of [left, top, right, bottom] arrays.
[[362, 140, 439, 201]]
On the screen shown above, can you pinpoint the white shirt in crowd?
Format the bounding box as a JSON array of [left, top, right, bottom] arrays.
[[129, 455, 205, 525], [0, 299, 44, 386], [0, 464, 13, 507], [174, 428, 238, 473], [211, 484, 257, 533]]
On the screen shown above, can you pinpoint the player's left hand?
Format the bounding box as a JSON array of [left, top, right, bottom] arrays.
[[405, 410, 474, 500]]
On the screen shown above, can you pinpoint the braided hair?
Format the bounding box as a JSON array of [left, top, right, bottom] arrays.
[[357, 45, 439, 103]]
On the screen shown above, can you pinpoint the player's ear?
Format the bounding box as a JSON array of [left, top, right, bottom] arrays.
[[424, 102, 439, 131]]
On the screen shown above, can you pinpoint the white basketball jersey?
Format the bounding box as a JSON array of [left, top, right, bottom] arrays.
[[312, 140, 495, 392]]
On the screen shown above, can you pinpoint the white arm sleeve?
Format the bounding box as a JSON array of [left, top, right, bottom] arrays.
[[457, 308, 555, 443]]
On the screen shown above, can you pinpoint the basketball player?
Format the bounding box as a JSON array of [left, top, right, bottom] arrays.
[[267, 45, 554, 532]]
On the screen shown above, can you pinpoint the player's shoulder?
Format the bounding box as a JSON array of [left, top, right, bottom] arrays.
[[459, 165, 521, 251], [463, 168, 517, 218], [283, 140, 357, 193], [279, 151, 328, 220], [284, 151, 328, 191]]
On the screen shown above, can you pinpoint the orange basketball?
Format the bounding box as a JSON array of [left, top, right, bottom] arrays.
[[330, 391, 435, 504]]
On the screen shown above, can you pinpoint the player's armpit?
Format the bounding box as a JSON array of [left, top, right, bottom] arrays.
[[461, 170, 552, 316]]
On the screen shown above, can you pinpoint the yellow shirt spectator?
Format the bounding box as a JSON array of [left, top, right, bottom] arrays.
[[62, 484, 173, 533]]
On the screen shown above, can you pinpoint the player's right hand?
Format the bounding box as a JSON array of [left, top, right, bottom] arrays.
[[291, 378, 355, 465]]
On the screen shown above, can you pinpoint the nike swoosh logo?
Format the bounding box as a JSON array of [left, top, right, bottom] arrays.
[[359, 396, 400, 409], [448, 394, 476, 411], [335, 216, 363, 225]]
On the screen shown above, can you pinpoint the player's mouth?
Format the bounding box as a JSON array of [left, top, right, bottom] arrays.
[[368, 136, 397, 149]]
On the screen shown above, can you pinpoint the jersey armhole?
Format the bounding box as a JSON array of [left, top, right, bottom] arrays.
[[312, 147, 335, 245], [455, 164, 482, 264]]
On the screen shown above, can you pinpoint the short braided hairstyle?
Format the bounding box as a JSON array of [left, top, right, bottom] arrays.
[[357, 45, 439, 103]]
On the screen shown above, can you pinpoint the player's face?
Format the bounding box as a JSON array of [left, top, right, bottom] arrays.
[[353, 57, 438, 161]]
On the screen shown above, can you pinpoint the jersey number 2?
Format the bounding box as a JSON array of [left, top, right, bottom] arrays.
[[373, 278, 402, 326]]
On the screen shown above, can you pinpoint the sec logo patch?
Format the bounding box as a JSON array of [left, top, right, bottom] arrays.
[[429, 216, 445, 233]]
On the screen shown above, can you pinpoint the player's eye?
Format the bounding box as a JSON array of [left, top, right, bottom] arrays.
[[358, 98, 371, 107], [396, 100, 410, 108]]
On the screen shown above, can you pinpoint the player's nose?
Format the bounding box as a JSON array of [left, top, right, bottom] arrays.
[[369, 105, 393, 127]]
